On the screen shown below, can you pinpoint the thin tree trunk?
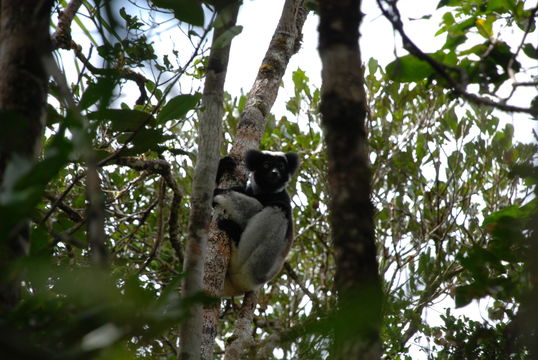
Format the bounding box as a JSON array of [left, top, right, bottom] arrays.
[[179, 3, 240, 360], [523, 199, 538, 359], [318, 1, 382, 359], [0, 0, 54, 315], [201, 1, 308, 359]]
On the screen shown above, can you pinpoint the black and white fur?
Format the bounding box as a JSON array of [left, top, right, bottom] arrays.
[[213, 150, 299, 296]]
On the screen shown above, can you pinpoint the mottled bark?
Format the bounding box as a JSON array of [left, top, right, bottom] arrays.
[[318, 1, 382, 359], [201, 0, 308, 359], [0, 0, 54, 315], [51, 0, 83, 49], [223, 292, 257, 360], [180, 3, 240, 360]]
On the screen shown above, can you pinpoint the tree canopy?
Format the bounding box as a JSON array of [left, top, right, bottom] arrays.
[[0, 0, 536, 359]]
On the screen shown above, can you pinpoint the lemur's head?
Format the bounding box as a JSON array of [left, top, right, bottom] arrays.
[[245, 150, 299, 194]]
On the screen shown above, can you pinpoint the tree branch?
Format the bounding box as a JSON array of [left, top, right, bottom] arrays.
[[224, 291, 258, 360], [73, 45, 149, 105], [376, 0, 536, 115], [51, 0, 83, 50], [112, 157, 184, 261], [137, 178, 166, 275], [180, 2, 241, 359]]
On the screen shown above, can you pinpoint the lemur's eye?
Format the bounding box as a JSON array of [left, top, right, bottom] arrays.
[[263, 162, 270, 169]]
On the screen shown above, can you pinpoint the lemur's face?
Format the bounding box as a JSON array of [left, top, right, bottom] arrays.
[[256, 155, 290, 189], [246, 150, 299, 194]]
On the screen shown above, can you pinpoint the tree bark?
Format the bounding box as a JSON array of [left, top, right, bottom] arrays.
[[223, 291, 257, 360], [318, 1, 382, 359], [201, 1, 308, 359], [179, 3, 240, 360], [51, 0, 84, 50], [0, 0, 54, 315]]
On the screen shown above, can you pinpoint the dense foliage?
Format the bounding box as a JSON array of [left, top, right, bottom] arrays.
[[0, 0, 536, 359]]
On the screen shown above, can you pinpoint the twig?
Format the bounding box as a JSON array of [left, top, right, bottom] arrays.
[[44, 191, 83, 223], [376, 0, 536, 115], [284, 262, 319, 306], [112, 157, 184, 260], [73, 45, 149, 105], [138, 178, 166, 274]]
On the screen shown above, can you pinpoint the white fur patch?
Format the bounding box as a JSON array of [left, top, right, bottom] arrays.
[[261, 150, 286, 157]]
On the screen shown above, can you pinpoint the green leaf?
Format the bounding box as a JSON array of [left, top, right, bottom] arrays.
[[46, 105, 63, 126], [442, 12, 455, 26], [523, 43, 538, 59], [475, 17, 494, 39], [79, 77, 115, 110], [87, 109, 155, 132], [483, 201, 535, 226], [368, 58, 378, 75], [455, 284, 483, 307], [157, 93, 201, 123], [444, 108, 458, 135], [516, 8, 537, 32], [145, 80, 163, 100], [386, 55, 435, 82], [415, 133, 427, 163], [437, 0, 462, 8], [151, 0, 204, 27], [118, 129, 174, 155], [0, 135, 71, 237], [487, 0, 517, 13], [292, 68, 310, 97], [443, 33, 467, 50], [286, 96, 299, 115]]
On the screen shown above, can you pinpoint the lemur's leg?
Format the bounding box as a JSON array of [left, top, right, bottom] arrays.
[[226, 206, 289, 292]]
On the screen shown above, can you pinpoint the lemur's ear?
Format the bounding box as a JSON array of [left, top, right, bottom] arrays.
[[245, 149, 263, 171], [285, 152, 299, 174]]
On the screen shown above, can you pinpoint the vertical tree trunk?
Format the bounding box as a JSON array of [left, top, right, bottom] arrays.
[[201, 1, 308, 359], [318, 1, 382, 359], [523, 196, 538, 358], [180, 3, 240, 360], [0, 0, 54, 315]]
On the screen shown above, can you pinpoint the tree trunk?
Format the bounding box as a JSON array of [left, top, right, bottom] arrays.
[[179, 3, 240, 360], [201, 1, 308, 358], [318, 1, 382, 359], [0, 0, 54, 315]]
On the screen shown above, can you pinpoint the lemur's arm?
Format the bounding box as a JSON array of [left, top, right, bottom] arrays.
[[213, 156, 263, 244]]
